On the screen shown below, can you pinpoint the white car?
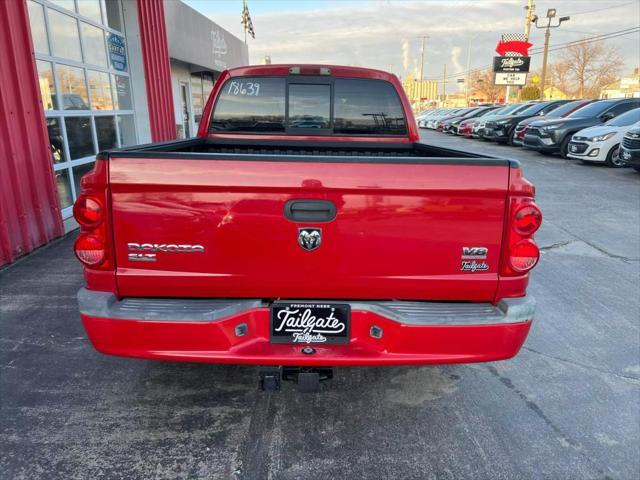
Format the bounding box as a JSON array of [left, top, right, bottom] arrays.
[[567, 108, 640, 167], [424, 109, 463, 129], [416, 109, 444, 128]]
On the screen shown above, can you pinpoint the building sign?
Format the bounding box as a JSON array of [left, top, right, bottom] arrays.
[[164, 1, 249, 73], [493, 56, 530, 73], [107, 33, 127, 72], [494, 72, 528, 86], [211, 29, 229, 69], [493, 34, 532, 86]]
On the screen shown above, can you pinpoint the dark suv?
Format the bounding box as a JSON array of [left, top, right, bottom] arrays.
[[483, 100, 571, 145], [620, 127, 640, 172], [523, 98, 640, 157]]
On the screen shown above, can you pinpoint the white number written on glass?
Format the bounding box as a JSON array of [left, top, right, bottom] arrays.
[[227, 81, 261, 96]]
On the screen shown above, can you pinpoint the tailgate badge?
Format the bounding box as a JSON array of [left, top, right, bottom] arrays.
[[298, 228, 321, 251], [461, 246, 489, 272]]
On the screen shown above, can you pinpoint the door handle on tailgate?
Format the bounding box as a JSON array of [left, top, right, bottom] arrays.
[[284, 200, 337, 222]]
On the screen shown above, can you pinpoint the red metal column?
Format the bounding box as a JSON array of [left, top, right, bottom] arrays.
[[0, 0, 64, 266], [137, 0, 176, 141]]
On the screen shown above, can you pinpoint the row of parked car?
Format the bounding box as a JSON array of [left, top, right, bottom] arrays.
[[416, 98, 640, 170]]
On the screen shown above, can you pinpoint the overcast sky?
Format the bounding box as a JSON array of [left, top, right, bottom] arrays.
[[183, 0, 639, 89]]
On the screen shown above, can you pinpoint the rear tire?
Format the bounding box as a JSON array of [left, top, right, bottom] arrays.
[[560, 137, 571, 158], [604, 144, 625, 168], [508, 129, 516, 146]]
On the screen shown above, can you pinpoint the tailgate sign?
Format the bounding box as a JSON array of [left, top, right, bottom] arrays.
[[271, 302, 350, 344]]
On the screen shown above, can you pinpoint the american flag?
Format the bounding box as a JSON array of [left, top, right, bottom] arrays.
[[241, 0, 255, 40], [501, 33, 527, 56]]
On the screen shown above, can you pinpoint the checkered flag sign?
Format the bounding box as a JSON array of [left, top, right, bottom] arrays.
[[501, 33, 527, 56], [241, 0, 255, 39]]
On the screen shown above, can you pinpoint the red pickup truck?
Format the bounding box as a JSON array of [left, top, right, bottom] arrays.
[[73, 65, 541, 391]]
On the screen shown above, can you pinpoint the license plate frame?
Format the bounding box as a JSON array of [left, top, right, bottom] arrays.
[[270, 302, 351, 345]]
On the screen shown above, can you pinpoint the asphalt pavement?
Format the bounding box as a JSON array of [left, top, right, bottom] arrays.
[[1, 131, 639, 480]]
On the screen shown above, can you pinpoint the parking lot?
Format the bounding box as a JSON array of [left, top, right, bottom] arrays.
[[1, 132, 639, 480]]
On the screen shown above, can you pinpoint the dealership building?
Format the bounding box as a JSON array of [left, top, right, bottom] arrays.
[[0, 0, 248, 266]]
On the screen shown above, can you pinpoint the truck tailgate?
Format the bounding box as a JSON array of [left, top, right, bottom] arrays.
[[110, 157, 510, 301]]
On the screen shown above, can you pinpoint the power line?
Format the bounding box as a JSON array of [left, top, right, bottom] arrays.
[[563, 1, 636, 17], [528, 26, 640, 53]]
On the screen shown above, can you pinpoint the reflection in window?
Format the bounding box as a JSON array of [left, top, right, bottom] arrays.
[[289, 84, 331, 129], [95, 116, 117, 150], [27, 1, 49, 54], [191, 73, 204, 123], [65, 116, 95, 159], [334, 79, 407, 135], [117, 115, 136, 146], [81, 22, 107, 67], [48, 9, 82, 62], [112, 74, 132, 110], [87, 70, 113, 110], [36, 61, 57, 110], [46, 118, 66, 163], [77, 0, 102, 23], [211, 77, 286, 133], [55, 168, 73, 209], [104, 0, 123, 31], [49, 0, 76, 12], [57, 64, 89, 109], [73, 162, 95, 196]]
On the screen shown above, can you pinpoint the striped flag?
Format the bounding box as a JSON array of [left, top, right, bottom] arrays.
[[241, 0, 255, 40]]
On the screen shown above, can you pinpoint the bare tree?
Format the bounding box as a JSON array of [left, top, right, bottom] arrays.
[[558, 40, 623, 98], [548, 63, 574, 97], [469, 68, 504, 102]]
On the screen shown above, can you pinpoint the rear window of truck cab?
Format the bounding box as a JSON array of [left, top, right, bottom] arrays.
[[209, 77, 408, 136]]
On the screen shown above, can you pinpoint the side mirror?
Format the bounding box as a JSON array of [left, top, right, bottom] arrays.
[[601, 111, 615, 121]]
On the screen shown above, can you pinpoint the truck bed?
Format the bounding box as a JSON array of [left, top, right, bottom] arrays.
[[107, 137, 517, 166]]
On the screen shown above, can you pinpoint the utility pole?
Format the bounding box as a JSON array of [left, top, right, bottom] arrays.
[[465, 39, 471, 106], [532, 9, 570, 98], [417, 36, 428, 82], [442, 64, 447, 107], [524, 0, 535, 40]]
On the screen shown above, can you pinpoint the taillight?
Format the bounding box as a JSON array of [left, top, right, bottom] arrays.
[[513, 204, 542, 236], [501, 198, 542, 276], [72, 158, 113, 270], [500, 166, 542, 277], [73, 196, 103, 228], [74, 234, 106, 266], [509, 238, 540, 272]]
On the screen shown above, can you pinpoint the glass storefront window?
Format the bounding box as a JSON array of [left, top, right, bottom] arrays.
[[81, 22, 107, 67], [95, 116, 117, 150], [117, 115, 136, 147], [46, 118, 66, 164], [49, 0, 76, 12], [112, 74, 132, 110], [48, 9, 82, 62], [77, 0, 102, 23], [36, 61, 57, 110], [30, 0, 135, 219], [73, 162, 95, 196], [27, 1, 49, 55], [55, 168, 73, 209], [104, 0, 123, 31], [65, 116, 95, 159], [87, 70, 113, 110], [57, 64, 89, 110]]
